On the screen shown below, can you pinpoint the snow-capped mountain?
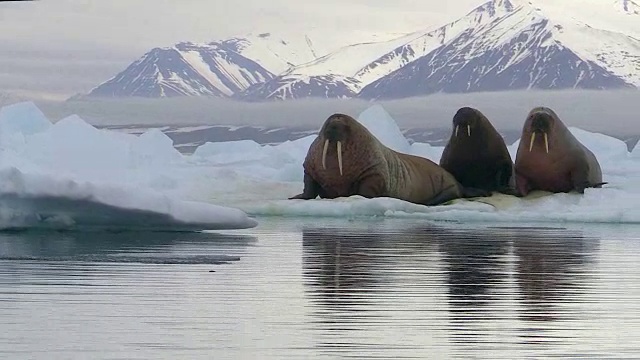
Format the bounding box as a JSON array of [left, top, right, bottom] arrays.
[[286, 0, 518, 88], [359, 0, 640, 99], [237, 74, 361, 101], [85, 0, 640, 101], [86, 33, 324, 98], [87, 41, 274, 97]]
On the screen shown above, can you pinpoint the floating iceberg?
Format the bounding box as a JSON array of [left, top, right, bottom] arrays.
[[2, 100, 640, 227], [0, 102, 257, 231]]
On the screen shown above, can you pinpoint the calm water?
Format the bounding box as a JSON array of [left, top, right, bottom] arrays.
[[1, 218, 640, 359]]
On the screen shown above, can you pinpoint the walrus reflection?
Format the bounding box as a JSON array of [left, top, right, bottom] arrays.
[[511, 228, 598, 323], [429, 227, 511, 347], [434, 226, 598, 348], [301, 226, 438, 310], [302, 228, 388, 308], [436, 228, 510, 312]]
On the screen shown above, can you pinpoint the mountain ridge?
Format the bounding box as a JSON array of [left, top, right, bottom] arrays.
[[84, 0, 640, 101]]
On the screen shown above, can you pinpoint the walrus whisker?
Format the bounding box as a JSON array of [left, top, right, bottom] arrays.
[[529, 133, 536, 152], [322, 139, 329, 170], [544, 132, 549, 154], [467, 125, 471, 137], [455, 125, 459, 137], [337, 141, 343, 176]]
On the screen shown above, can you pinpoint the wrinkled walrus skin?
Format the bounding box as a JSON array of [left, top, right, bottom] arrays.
[[289, 113, 489, 206], [439, 107, 516, 194], [514, 106, 606, 196]]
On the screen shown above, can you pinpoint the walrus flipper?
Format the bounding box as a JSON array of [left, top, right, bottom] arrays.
[[496, 161, 516, 190], [572, 181, 609, 194], [461, 186, 492, 199], [356, 174, 387, 199], [289, 172, 321, 200], [513, 172, 530, 197], [422, 188, 463, 207], [570, 164, 606, 194], [494, 166, 519, 196]]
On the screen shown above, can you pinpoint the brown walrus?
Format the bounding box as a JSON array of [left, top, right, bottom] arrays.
[[289, 113, 489, 206], [514, 106, 606, 196], [439, 107, 516, 194]]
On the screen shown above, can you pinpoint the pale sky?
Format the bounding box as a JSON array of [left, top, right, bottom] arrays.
[[0, 0, 484, 100]]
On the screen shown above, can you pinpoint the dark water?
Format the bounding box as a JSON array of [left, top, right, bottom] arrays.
[[1, 219, 640, 359]]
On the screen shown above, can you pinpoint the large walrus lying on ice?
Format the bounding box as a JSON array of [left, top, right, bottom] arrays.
[[289, 113, 489, 206]]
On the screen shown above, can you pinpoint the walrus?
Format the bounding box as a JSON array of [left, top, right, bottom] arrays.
[[514, 106, 606, 196], [289, 113, 489, 206], [439, 107, 516, 194]]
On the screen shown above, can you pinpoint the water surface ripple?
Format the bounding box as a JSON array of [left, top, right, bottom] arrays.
[[1, 219, 640, 359]]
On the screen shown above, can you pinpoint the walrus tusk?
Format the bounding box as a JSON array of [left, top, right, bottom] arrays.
[[467, 125, 471, 137], [322, 139, 329, 170], [544, 132, 549, 154], [529, 132, 536, 152], [337, 141, 343, 176], [455, 125, 459, 137]]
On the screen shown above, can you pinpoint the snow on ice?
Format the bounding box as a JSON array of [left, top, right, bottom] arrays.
[[1, 100, 640, 230]]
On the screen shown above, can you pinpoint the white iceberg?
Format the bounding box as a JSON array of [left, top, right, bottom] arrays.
[[0, 102, 257, 231], [2, 100, 640, 227]]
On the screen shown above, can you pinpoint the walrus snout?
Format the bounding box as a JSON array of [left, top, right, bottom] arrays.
[[321, 118, 350, 176], [324, 122, 349, 142], [320, 129, 345, 176], [528, 114, 551, 153], [530, 114, 551, 133], [325, 125, 340, 142], [320, 138, 344, 176], [452, 107, 477, 137]]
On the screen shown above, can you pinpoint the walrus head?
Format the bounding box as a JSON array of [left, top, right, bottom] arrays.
[[452, 107, 480, 138], [526, 108, 556, 154], [319, 113, 358, 176]]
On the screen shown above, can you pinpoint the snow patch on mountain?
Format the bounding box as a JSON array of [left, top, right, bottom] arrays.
[[282, 35, 419, 85], [237, 74, 360, 101], [220, 34, 318, 75]]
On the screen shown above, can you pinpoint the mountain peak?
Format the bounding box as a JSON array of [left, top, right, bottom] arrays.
[[463, 0, 521, 27], [84, 0, 640, 101], [491, 0, 517, 12]]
